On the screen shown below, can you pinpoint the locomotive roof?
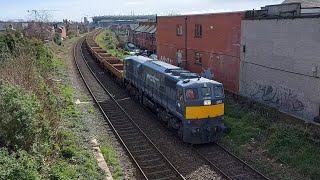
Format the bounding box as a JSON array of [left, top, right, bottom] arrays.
[[125, 56, 222, 85]]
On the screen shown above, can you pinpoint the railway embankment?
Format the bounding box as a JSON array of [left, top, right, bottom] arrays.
[[0, 31, 126, 179], [222, 94, 320, 179]]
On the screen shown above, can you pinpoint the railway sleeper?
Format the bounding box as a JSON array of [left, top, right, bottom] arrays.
[[131, 148, 153, 154], [142, 163, 167, 169], [145, 169, 172, 176], [149, 175, 178, 180]]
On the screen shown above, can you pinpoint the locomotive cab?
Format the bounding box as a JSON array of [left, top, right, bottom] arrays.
[[176, 77, 230, 144]]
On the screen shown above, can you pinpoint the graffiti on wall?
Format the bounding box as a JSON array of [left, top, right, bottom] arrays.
[[201, 68, 214, 80], [159, 56, 173, 64], [248, 82, 305, 112]]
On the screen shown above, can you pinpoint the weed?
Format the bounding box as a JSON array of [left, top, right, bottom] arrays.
[[101, 144, 123, 180], [95, 30, 129, 60], [223, 94, 320, 179]]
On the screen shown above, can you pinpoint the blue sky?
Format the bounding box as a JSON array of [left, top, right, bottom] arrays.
[[0, 0, 283, 22]]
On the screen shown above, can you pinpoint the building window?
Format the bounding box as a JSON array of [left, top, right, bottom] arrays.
[[195, 52, 202, 64], [176, 25, 183, 36], [176, 49, 183, 64], [195, 24, 202, 38]]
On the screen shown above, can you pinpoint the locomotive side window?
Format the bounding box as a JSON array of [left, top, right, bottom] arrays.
[[177, 89, 183, 102], [213, 86, 224, 98], [201, 87, 211, 97], [186, 88, 198, 100]]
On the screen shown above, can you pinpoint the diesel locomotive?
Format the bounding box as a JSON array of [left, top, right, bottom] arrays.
[[86, 31, 230, 144], [123, 56, 230, 144]]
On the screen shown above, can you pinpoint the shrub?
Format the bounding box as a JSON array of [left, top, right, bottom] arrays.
[[0, 81, 41, 151], [0, 149, 42, 180], [49, 160, 77, 180], [67, 32, 77, 39], [54, 33, 62, 45]]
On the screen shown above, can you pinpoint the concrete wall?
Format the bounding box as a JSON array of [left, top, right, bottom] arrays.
[[240, 17, 320, 122]]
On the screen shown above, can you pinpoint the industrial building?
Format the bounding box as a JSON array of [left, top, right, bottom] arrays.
[[240, 2, 320, 122]]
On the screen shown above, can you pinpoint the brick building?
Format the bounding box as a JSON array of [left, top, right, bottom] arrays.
[[156, 12, 244, 93], [23, 22, 54, 41], [130, 22, 156, 53]]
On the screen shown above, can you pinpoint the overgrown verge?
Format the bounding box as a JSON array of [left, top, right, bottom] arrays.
[[0, 31, 103, 179], [95, 29, 129, 60], [222, 94, 320, 180]]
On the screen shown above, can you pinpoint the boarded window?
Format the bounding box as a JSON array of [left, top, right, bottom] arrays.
[[176, 25, 183, 36], [195, 24, 202, 37], [176, 49, 183, 64], [195, 52, 202, 64]]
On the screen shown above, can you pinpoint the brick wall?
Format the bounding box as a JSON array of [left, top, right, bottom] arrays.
[[157, 12, 244, 93]]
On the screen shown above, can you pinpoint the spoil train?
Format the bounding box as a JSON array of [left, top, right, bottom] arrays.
[[86, 31, 230, 144]]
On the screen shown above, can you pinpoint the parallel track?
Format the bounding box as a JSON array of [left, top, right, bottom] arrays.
[[74, 37, 185, 180], [193, 143, 269, 180]]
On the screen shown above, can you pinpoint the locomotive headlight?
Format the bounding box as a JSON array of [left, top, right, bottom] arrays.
[[203, 100, 211, 106]]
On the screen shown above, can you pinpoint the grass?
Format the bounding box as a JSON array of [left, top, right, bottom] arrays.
[[101, 144, 123, 180], [222, 94, 320, 179], [95, 29, 130, 60]]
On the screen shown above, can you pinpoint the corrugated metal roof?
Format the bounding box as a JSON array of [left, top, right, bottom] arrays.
[[282, 0, 320, 8], [130, 24, 139, 30], [144, 25, 155, 33], [135, 25, 146, 32], [139, 25, 151, 32], [149, 27, 156, 34]]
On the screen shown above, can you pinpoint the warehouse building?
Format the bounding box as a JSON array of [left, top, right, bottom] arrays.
[[240, 1, 320, 122]]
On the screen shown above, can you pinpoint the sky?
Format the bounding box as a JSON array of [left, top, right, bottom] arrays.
[[0, 0, 283, 22]]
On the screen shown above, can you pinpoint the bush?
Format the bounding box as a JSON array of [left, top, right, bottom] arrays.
[[0, 81, 41, 151], [0, 149, 42, 180], [49, 160, 77, 180], [54, 33, 62, 45], [67, 32, 77, 39], [107, 44, 115, 49]]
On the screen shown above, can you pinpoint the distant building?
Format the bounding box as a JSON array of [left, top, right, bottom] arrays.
[[282, 0, 320, 8], [54, 24, 67, 39], [84, 17, 89, 25], [240, 2, 320, 122], [23, 22, 54, 41], [131, 22, 156, 53], [66, 23, 79, 36]]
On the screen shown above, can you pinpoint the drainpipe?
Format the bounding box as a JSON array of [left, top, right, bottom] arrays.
[[184, 16, 188, 70]]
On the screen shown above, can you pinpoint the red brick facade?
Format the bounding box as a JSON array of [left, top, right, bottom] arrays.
[[130, 22, 156, 53], [156, 12, 244, 94]]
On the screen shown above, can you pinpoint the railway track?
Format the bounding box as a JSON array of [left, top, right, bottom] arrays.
[[193, 143, 269, 180], [73, 37, 185, 180]]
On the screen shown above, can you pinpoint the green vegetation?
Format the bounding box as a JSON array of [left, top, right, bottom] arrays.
[[53, 32, 62, 45], [95, 29, 130, 60], [101, 144, 123, 180], [67, 31, 78, 39], [223, 94, 320, 179], [0, 31, 103, 179]]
